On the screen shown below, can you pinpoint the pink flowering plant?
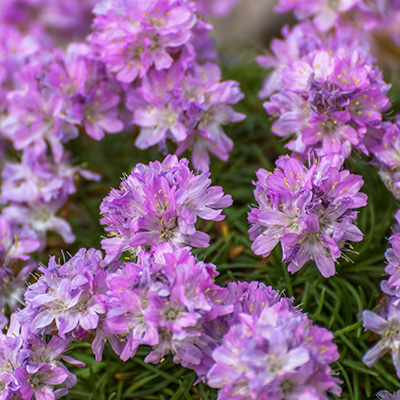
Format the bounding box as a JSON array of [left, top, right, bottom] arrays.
[[2, 0, 400, 399]]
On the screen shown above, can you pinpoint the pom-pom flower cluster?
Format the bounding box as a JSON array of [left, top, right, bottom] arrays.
[[248, 154, 367, 277], [207, 295, 341, 399], [100, 155, 233, 262], [259, 21, 390, 158]]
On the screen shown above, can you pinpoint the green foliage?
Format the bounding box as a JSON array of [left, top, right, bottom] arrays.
[[45, 48, 400, 400]]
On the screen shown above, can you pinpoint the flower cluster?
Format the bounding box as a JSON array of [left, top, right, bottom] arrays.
[[100, 154, 232, 262], [0, 315, 84, 400], [89, 0, 245, 169], [103, 244, 233, 376], [1, 148, 100, 246], [15, 237, 341, 398], [0, 141, 344, 399], [0, 4, 107, 288], [18, 248, 107, 348], [258, 21, 390, 159], [17, 243, 229, 379], [0, 0, 245, 268], [207, 294, 341, 399], [1, 43, 125, 158], [248, 154, 367, 277]]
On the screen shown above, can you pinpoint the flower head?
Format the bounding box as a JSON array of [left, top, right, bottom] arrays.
[[248, 154, 367, 277], [103, 244, 233, 377], [100, 154, 232, 262], [259, 22, 389, 159], [207, 295, 341, 399]]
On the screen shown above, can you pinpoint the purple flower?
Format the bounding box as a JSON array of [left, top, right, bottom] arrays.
[[1, 148, 99, 205], [259, 22, 390, 159], [207, 296, 341, 399], [362, 302, 400, 377], [100, 154, 232, 262], [1, 197, 75, 246], [16, 364, 68, 400], [127, 62, 245, 169], [248, 154, 367, 277], [18, 248, 107, 339], [90, 0, 196, 83], [103, 244, 233, 375], [0, 314, 79, 399], [377, 390, 400, 400]]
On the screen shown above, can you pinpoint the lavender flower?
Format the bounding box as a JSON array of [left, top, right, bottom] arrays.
[[248, 154, 367, 277], [89, 0, 245, 167], [207, 295, 341, 399], [258, 22, 390, 158], [100, 154, 232, 262], [18, 248, 107, 341], [0, 315, 77, 400], [90, 0, 196, 83], [103, 244, 233, 377], [362, 301, 400, 377], [377, 390, 400, 400], [16, 364, 68, 400], [128, 61, 245, 169]]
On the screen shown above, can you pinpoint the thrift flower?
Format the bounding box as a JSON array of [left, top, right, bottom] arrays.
[[258, 22, 390, 158], [100, 154, 232, 262], [362, 302, 400, 377], [248, 154, 367, 277], [207, 296, 341, 399]]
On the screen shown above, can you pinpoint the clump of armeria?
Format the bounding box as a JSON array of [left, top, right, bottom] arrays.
[[248, 154, 367, 277], [103, 244, 233, 377], [206, 293, 341, 399], [0, 315, 82, 400], [100, 154, 233, 262], [17, 248, 108, 356], [258, 19, 390, 159]]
